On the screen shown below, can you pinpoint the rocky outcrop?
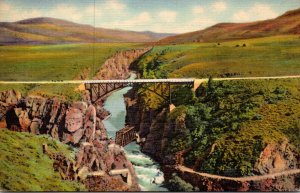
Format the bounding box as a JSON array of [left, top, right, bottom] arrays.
[[0, 90, 22, 128], [95, 47, 151, 80], [0, 95, 103, 145], [42, 139, 140, 191], [254, 139, 298, 175], [124, 88, 170, 160]]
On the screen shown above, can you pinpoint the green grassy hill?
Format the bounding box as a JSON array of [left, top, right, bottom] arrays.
[[0, 129, 86, 191], [158, 8, 300, 44], [0, 17, 174, 45], [0, 43, 138, 100], [0, 43, 137, 81], [137, 35, 300, 79]]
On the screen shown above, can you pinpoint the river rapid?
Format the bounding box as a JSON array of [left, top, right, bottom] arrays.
[[102, 73, 168, 191]]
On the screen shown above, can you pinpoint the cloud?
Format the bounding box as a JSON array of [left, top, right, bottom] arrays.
[[0, 1, 11, 11], [104, 0, 126, 11], [212, 1, 227, 12], [159, 10, 177, 22], [193, 6, 204, 14], [0, 1, 43, 21], [85, 4, 101, 15], [100, 11, 152, 30], [232, 3, 278, 22], [48, 4, 83, 22]]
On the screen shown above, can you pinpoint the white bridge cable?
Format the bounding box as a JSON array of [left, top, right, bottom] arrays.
[[0, 79, 195, 84], [0, 75, 299, 84]]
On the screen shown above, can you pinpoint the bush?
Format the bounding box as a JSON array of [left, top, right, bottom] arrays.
[[168, 173, 199, 191]]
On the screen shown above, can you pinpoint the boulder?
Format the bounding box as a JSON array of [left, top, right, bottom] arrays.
[[72, 102, 88, 114], [5, 90, 21, 105], [254, 139, 297, 175], [30, 118, 41, 134], [18, 110, 31, 132], [65, 107, 83, 132]]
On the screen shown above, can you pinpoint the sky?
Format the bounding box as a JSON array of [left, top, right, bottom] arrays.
[[0, 0, 299, 33]]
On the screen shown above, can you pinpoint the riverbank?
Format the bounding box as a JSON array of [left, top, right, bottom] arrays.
[[102, 73, 168, 191]]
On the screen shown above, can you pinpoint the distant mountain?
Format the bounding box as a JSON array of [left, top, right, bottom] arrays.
[[141, 31, 176, 40], [158, 8, 300, 44], [0, 17, 174, 45]]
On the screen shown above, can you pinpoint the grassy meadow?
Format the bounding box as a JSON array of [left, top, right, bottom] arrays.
[[138, 35, 300, 78], [0, 129, 86, 191], [0, 43, 138, 100], [0, 43, 136, 81]]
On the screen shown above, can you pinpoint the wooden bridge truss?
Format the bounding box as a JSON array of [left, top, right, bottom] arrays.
[[115, 126, 136, 147]]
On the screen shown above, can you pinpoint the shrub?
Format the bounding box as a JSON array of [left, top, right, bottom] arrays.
[[168, 173, 199, 191]]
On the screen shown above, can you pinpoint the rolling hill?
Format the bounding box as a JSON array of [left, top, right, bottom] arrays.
[[158, 8, 300, 44], [0, 17, 175, 45]]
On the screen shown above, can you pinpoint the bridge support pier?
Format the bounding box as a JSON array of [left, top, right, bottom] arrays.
[[109, 168, 132, 187], [192, 79, 205, 92]]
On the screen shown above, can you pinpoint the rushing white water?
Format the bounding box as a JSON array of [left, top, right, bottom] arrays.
[[102, 73, 168, 191]]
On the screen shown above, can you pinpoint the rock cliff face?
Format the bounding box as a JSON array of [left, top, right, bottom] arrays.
[[254, 140, 298, 175], [95, 48, 151, 80], [0, 48, 151, 191], [0, 89, 140, 191], [125, 88, 170, 161]]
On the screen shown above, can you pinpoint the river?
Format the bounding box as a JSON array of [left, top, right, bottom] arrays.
[[102, 73, 168, 191]]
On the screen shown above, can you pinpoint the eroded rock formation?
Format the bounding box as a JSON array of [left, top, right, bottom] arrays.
[[95, 48, 151, 80]]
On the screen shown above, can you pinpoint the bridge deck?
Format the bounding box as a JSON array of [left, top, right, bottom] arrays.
[[84, 78, 194, 84], [0, 78, 195, 84]]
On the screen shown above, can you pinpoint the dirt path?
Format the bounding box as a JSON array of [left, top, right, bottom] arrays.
[[177, 165, 300, 182]]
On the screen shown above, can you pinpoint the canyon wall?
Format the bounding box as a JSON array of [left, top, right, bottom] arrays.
[[95, 47, 151, 80]]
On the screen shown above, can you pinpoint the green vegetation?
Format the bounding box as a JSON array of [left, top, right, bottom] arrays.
[[0, 83, 83, 101], [168, 173, 199, 191], [0, 43, 136, 81], [0, 129, 85, 191], [137, 35, 300, 79], [166, 78, 300, 176], [0, 43, 137, 100]]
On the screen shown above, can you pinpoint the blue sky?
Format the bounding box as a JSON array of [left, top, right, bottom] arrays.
[[0, 0, 299, 33]]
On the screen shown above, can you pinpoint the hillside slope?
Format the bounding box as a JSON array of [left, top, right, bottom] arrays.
[[159, 8, 300, 44], [0, 129, 86, 191], [0, 17, 174, 45]]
